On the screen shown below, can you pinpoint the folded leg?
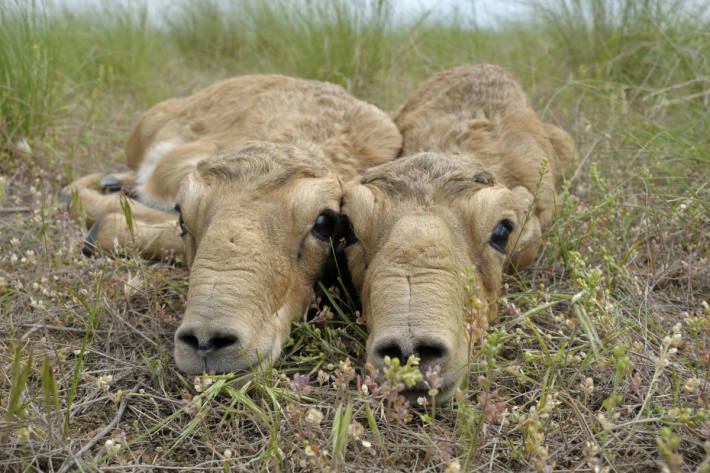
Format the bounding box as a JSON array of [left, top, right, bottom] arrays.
[[62, 171, 184, 259], [61, 172, 176, 227], [82, 211, 184, 260]]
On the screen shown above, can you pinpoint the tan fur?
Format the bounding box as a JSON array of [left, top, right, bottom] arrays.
[[126, 74, 401, 209], [394, 63, 575, 228], [90, 213, 184, 260], [342, 64, 575, 401], [62, 74, 402, 375]]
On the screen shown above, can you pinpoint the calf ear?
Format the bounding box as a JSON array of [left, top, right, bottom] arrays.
[[509, 216, 541, 270], [508, 186, 543, 271], [340, 183, 376, 244]]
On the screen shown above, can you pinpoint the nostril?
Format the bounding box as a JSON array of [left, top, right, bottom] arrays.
[[209, 334, 238, 351], [416, 344, 444, 361], [415, 340, 448, 366], [375, 342, 403, 363], [179, 333, 200, 350]]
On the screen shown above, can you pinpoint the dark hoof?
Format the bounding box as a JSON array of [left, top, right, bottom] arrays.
[[81, 216, 105, 257], [99, 175, 123, 193]]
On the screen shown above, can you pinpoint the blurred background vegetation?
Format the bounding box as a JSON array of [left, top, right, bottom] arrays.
[[2, 0, 708, 142]]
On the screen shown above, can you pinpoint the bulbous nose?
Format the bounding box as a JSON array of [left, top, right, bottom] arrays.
[[174, 326, 243, 373], [177, 330, 240, 356], [370, 335, 450, 371]]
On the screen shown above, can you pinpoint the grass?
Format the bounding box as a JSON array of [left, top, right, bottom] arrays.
[[1, 0, 709, 471], [0, 1, 59, 141]]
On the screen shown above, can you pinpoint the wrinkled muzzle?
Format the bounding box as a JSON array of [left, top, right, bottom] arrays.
[[173, 214, 300, 375], [174, 265, 294, 374], [365, 269, 470, 401], [360, 216, 473, 402]]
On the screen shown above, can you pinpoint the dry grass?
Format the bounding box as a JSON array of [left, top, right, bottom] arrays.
[[1, 1, 709, 471]]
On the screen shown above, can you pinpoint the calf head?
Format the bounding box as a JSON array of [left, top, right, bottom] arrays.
[[342, 152, 541, 401], [174, 141, 347, 374]]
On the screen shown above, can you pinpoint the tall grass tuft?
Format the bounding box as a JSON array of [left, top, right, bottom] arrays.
[[53, 2, 176, 105], [0, 1, 59, 144], [170, 0, 395, 98], [528, 0, 710, 88]]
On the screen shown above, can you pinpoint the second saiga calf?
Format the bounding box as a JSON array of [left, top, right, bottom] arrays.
[[342, 64, 576, 402], [63, 75, 402, 375]]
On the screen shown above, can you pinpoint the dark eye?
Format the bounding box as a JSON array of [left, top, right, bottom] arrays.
[[175, 204, 189, 237], [490, 219, 514, 253], [312, 210, 338, 241]]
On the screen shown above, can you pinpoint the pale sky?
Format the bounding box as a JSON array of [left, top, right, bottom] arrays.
[[47, 0, 528, 28], [401, 0, 525, 26]]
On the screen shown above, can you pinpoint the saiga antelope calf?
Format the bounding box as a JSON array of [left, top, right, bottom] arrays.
[[341, 64, 575, 402], [63, 75, 401, 375]]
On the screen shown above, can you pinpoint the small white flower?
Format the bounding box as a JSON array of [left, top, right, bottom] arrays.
[[123, 271, 145, 298], [105, 438, 120, 455], [17, 427, 31, 441], [97, 374, 113, 391], [347, 421, 365, 439], [580, 377, 594, 395], [597, 412, 614, 431], [304, 408, 324, 425], [16, 138, 32, 155], [683, 377, 701, 393], [671, 333, 682, 347]]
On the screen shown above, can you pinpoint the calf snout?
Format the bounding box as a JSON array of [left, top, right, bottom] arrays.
[[371, 335, 451, 372], [177, 328, 240, 356], [368, 330, 462, 402], [174, 326, 245, 374]]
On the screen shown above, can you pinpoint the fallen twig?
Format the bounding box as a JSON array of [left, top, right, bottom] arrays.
[[57, 385, 138, 473], [0, 206, 31, 213]]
